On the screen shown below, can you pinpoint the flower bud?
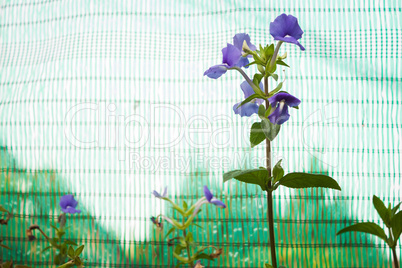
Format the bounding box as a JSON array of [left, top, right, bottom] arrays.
[[242, 40, 253, 54], [58, 213, 67, 228], [210, 248, 223, 259]]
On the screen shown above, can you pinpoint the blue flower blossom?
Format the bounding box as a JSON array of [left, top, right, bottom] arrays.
[[203, 186, 226, 208], [233, 81, 264, 117], [267, 92, 301, 125], [270, 13, 305, 51], [152, 187, 168, 199], [204, 33, 257, 79], [59, 195, 81, 214]]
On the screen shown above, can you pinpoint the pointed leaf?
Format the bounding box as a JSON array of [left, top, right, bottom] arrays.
[[337, 222, 388, 242], [165, 227, 176, 238], [272, 160, 284, 184], [237, 94, 263, 109], [391, 202, 401, 217], [372, 195, 391, 227], [182, 201, 188, 211], [0, 205, 9, 213], [64, 240, 78, 246], [74, 245, 84, 257], [250, 122, 266, 148], [67, 246, 75, 258], [278, 172, 341, 190], [193, 253, 215, 260], [40, 245, 53, 254], [391, 211, 402, 244], [268, 82, 283, 97], [0, 243, 12, 250], [276, 59, 290, 68], [261, 118, 281, 141], [265, 264, 274, 268], [223, 168, 269, 191]]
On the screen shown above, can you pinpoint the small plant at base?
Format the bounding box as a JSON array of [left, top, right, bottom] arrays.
[[151, 186, 226, 267], [337, 195, 401, 268], [26, 195, 85, 267]]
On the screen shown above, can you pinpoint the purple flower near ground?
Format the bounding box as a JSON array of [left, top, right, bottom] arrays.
[[233, 81, 264, 117], [203, 186, 226, 208], [270, 13, 305, 51], [59, 195, 81, 214], [152, 187, 168, 199], [204, 33, 257, 79], [267, 92, 301, 125]]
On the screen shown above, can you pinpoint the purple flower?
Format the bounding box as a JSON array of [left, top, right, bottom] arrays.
[[59, 195, 81, 214], [203, 186, 226, 208], [270, 14, 305, 51], [267, 92, 301, 125], [152, 187, 168, 199], [204, 33, 256, 79], [233, 81, 264, 117]]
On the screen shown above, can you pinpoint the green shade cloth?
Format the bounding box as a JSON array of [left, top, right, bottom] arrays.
[[0, 0, 401, 267]]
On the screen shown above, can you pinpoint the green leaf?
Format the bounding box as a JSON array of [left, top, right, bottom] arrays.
[[64, 240, 78, 246], [261, 118, 281, 141], [268, 82, 283, 97], [265, 264, 274, 268], [191, 222, 203, 229], [372, 195, 391, 227], [185, 232, 194, 243], [0, 243, 12, 250], [336, 222, 388, 242], [272, 160, 284, 184], [0, 205, 9, 213], [391, 211, 402, 244], [165, 227, 176, 238], [264, 44, 274, 57], [40, 245, 53, 254], [182, 201, 188, 211], [174, 244, 185, 255], [250, 122, 266, 148], [193, 253, 214, 261], [223, 168, 269, 191], [236, 94, 263, 109], [50, 224, 59, 232], [278, 172, 341, 190], [67, 246, 75, 258], [276, 59, 290, 68], [391, 202, 401, 217], [74, 245, 84, 257]]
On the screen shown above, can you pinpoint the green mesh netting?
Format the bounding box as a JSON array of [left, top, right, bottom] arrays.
[[0, 1, 401, 267]]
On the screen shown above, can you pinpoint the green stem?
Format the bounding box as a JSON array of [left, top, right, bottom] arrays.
[[230, 66, 265, 96], [392, 246, 399, 268], [268, 41, 283, 71], [264, 77, 277, 268], [182, 229, 194, 267]]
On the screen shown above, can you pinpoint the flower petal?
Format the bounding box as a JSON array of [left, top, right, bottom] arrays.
[[273, 36, 305, 51], [232, 33, 257, 52], [204, 64, 228, 79], [203, 186, 213, 202], [235, 56, 250, 68], [61, 206, 81, 214], [222, 43, 242, 67], [240, 81, 264, 98], [268, 104, 290, 125], [270, 13, 305, 50], [233, 102, 259, 117], [210, 198, 226, 208], [268, 92, 301, 107], [59, 195, 78, 209]]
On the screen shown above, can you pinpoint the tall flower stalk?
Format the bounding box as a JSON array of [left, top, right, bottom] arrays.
[[205, 14, 341, 267]]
